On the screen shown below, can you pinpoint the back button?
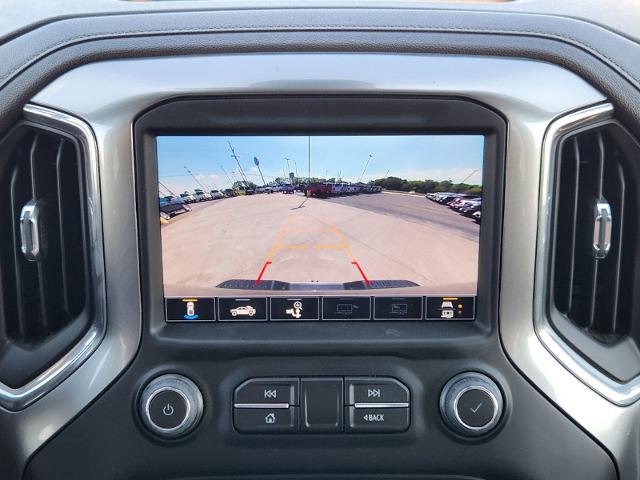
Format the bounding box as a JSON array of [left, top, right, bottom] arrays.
[[347, 406, 409, 433]]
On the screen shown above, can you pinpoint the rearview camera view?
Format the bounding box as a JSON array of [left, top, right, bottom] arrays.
[[158, 134, 484, 321]]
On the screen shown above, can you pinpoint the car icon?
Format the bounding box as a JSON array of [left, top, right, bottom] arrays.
[[230, 305, 257, 317]]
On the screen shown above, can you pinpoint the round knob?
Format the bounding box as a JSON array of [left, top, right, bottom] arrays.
[[440, 372, 503, 436], [139, 374, 203, 438]]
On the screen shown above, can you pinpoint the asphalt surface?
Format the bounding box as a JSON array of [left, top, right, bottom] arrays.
[[324, 192, 479, 241], [161, 192, 480, 297]]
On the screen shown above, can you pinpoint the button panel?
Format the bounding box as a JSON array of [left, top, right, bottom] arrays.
[[233, 376, 409, 434], [165, 295, 477, 322]]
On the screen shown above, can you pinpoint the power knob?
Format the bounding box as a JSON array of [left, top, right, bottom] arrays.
[[440, 372, 504, 436], [139, 374, 204, 438]]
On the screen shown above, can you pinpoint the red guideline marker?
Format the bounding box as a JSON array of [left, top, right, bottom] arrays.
[[351, 261, 370, 286], [256, 261, 272, 285]]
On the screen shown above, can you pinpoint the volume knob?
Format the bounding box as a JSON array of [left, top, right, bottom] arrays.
[[440, 372, 503, 436], [139, 374, 204, 438]]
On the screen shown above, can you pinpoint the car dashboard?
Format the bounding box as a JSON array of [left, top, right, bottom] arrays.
[[1, 2, 640, 479]]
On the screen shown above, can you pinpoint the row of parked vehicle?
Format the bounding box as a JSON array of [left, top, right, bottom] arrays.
[[255, 184, 295, 194], [306, 182, 383, 197], [159, 188, 236, 219], [425, 192, 482, 224], [178, 188, 232, 203]]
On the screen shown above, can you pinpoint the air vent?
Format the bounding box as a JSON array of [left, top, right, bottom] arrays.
[[0, 123, 93, 393], [550, 121, 640, 382]]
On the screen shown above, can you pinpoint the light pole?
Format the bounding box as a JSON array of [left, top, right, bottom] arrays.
[[183, 166, 208, 191], [220, 165, 233, 188], [228, 141, 249, 187], [359, 154, 373, 183], [459, 169, 479, 185], [308, 136, 311, 184], [254, 157, 267, 186], [158, 181, 177, 197]]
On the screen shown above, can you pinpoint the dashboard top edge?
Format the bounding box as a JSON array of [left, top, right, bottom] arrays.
[[31, 53, 605, 122]]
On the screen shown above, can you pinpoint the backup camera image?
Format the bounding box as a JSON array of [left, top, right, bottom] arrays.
[[158, 135, 483, 297]]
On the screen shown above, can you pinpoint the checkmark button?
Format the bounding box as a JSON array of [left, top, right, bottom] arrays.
[[456, 389, 496, 428]]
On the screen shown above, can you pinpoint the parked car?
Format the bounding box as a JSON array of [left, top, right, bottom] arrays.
[[179, 192, 197, 203], [306, 183, 332, 197], [193, 189, 212, 201], [209, 190, 224, 199], [281, 185, 294, 194], [159, 195, 191, 217]]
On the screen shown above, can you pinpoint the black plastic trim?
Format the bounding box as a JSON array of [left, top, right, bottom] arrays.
[[135, 96, 504, 352]]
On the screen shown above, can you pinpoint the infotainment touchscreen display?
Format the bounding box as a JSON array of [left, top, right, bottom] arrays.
[[158, 134, 484, 322]]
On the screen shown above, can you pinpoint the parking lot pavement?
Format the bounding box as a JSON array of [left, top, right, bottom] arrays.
[[324, 191, 479, 241], [161, 192, 479, 297]]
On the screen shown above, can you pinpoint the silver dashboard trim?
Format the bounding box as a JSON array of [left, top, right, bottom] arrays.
[[0, 104, 107, 411], [18, 52, 631, 475], [234, 403, 290, 409], [353, 402, 410, 409], [533, 103, 640, 406]]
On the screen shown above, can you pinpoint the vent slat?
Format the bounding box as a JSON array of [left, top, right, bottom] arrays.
[[585, 133, 607, 330], [8, 162, 36, 341], [607, 162, 625, 334], [566, 138, 581, 313], [57, 140, 87, 317], [29, 134, 53, 334], [568, 134, 599, 328], [595, 132, 606, 198], [55, 141, 71, 314]]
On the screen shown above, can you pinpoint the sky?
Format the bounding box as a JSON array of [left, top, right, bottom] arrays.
[[156, 135, 484, 195]]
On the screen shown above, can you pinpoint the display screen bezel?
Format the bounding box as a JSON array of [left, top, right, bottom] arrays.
[[134, 96, 505, 337]]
